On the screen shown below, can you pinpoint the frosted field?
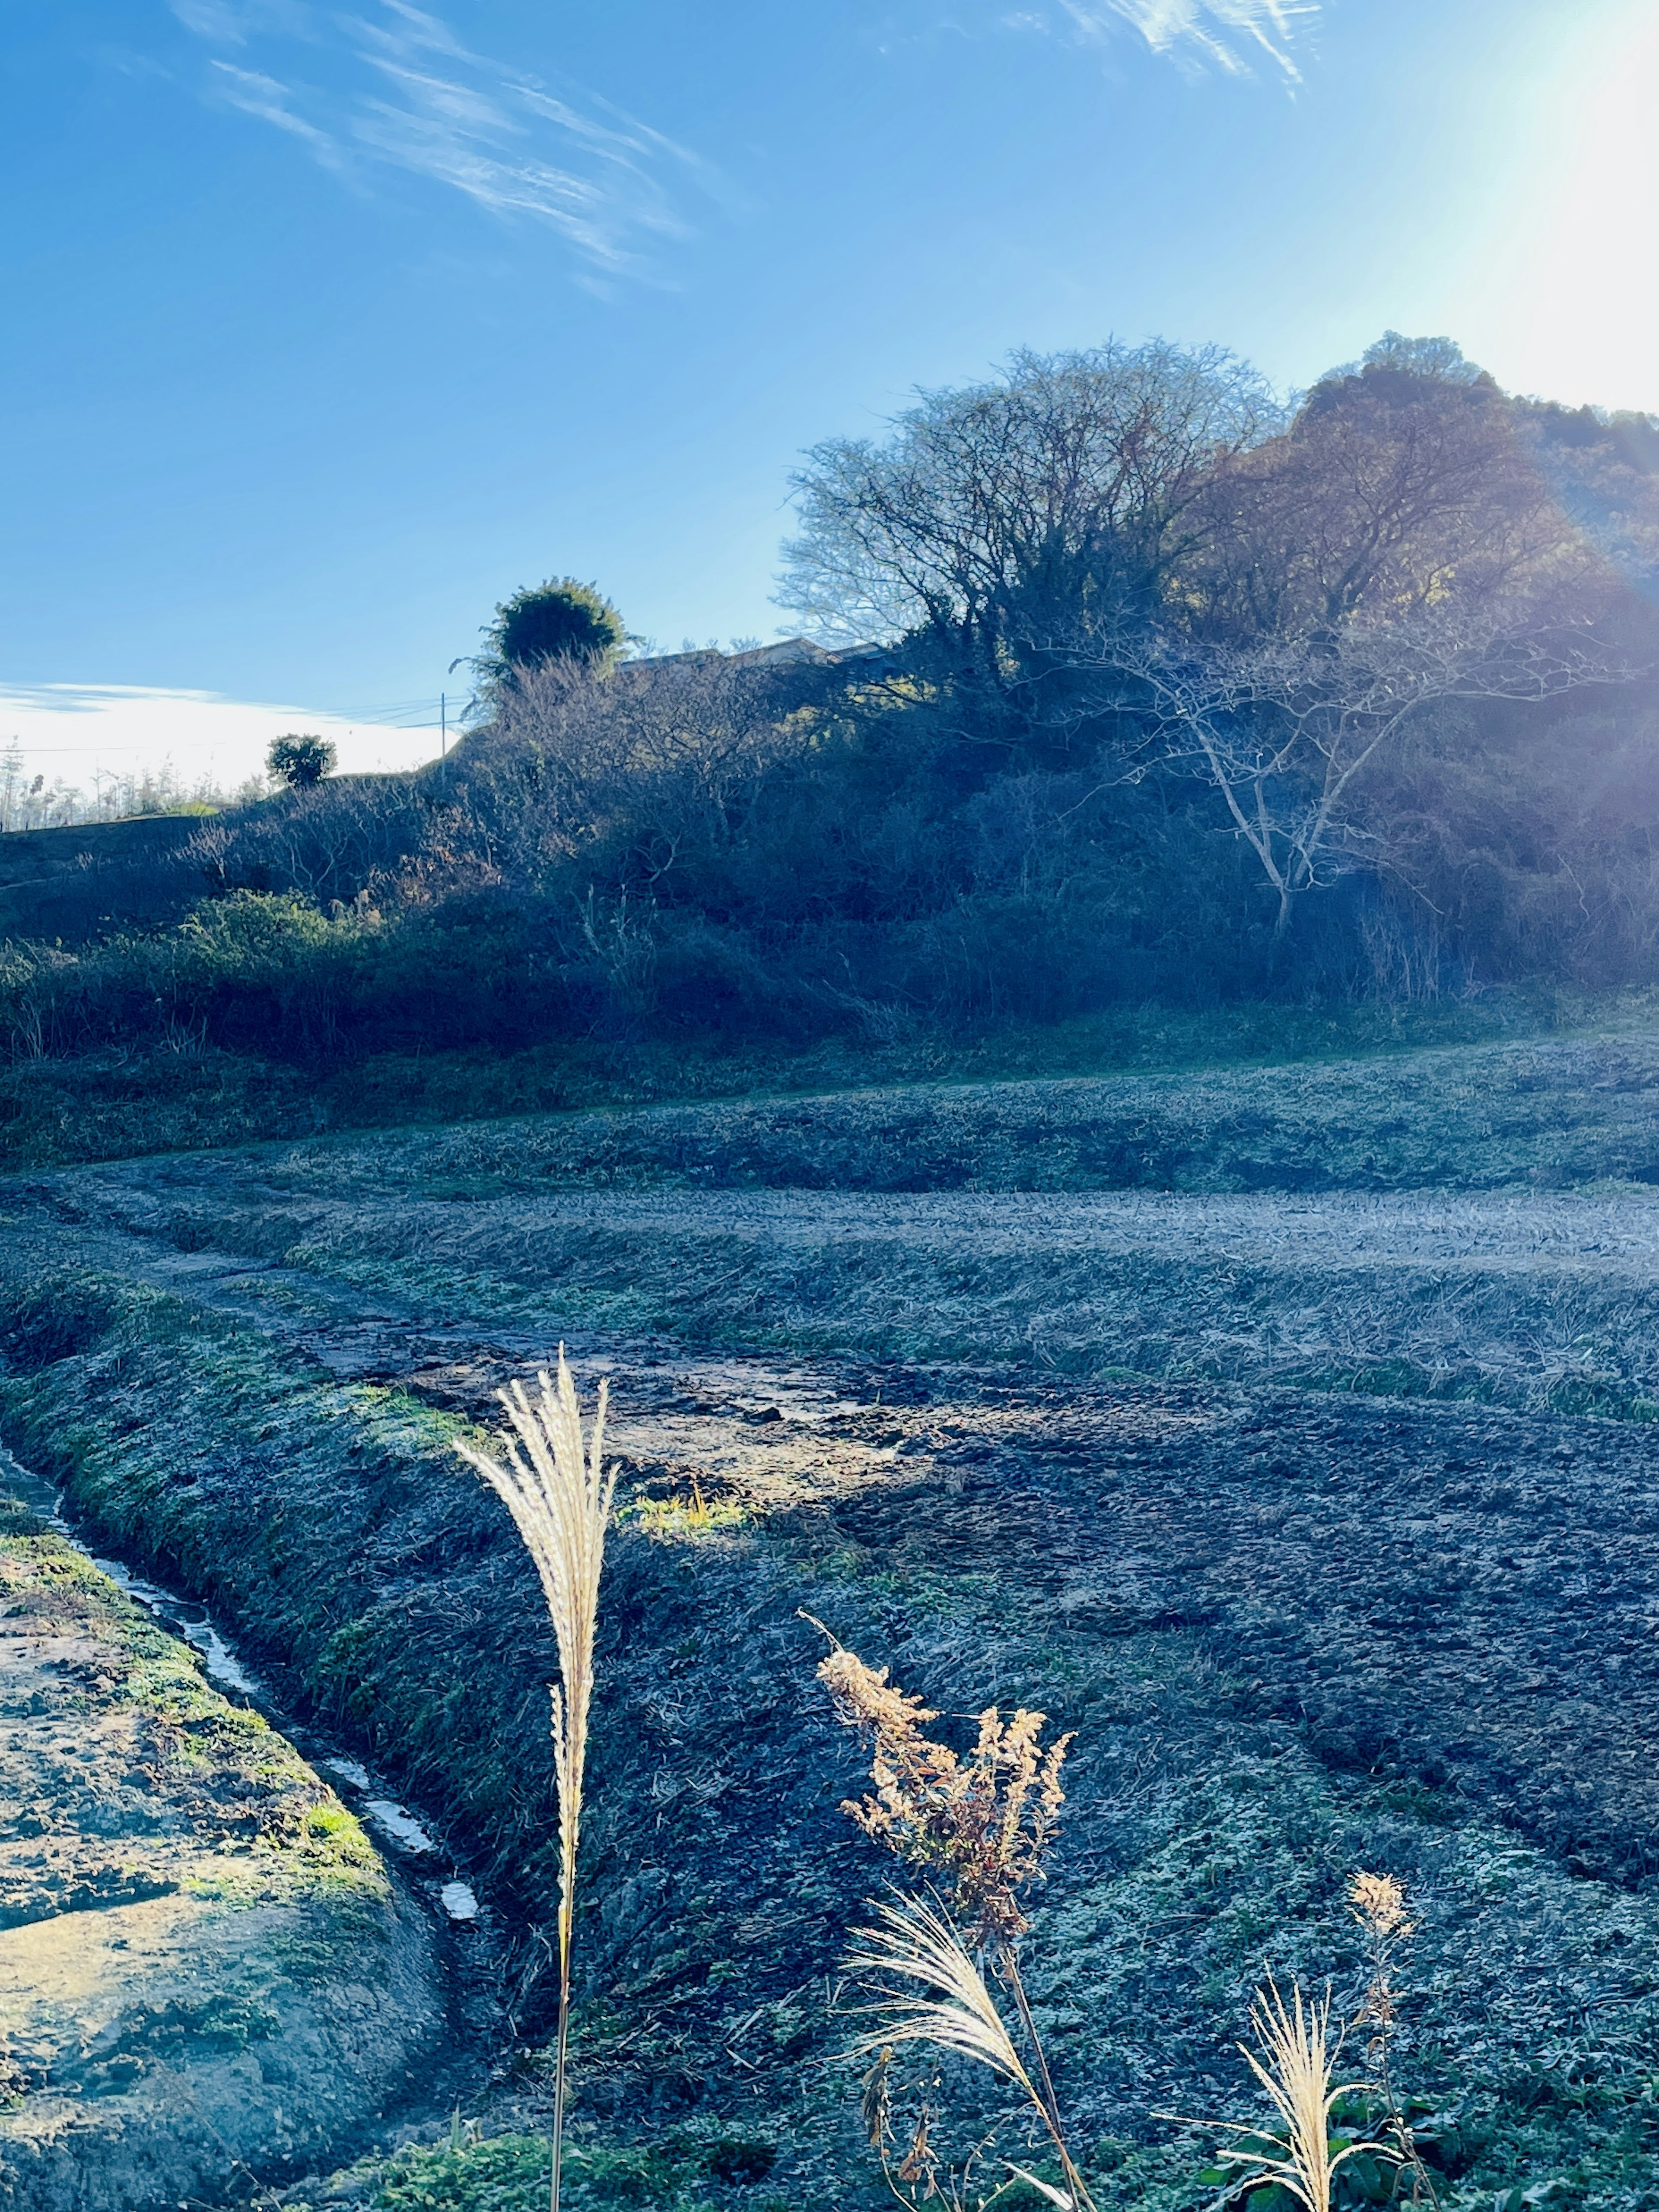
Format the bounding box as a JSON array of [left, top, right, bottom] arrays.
[[37, 1165, 1659, 1416], [17, 1037, 1659, 2204]]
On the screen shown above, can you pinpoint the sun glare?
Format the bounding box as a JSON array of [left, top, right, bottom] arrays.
[[1464, 1, 1659, 410]]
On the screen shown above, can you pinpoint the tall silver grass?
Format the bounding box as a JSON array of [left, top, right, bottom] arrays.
[[847, 1893, 1096, 2212], [456, 1351, 615, 2212], [1171, 1977, 1387, 2212]]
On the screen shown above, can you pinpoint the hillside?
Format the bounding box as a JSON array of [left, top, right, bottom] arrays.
[[0, 814, 203, 941]]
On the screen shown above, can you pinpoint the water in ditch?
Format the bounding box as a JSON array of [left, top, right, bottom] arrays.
[[0, 1444, 481, 1927]]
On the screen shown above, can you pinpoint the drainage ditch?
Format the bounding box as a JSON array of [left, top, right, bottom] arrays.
[[0, 1444, 483, 1932]]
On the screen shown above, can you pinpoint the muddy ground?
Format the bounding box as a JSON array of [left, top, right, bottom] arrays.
[[30, 1026, 1659, 1419], [5, 1157, 1659, 2203]]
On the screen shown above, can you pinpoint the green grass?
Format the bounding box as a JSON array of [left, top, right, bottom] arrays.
[[296, 2129, 789, 2212], [353, 2134, 780, 2212], [0, 1508, 391, 1911], [0, 979, 1632, 1171]]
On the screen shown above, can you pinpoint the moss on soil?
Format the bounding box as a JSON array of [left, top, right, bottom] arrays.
[[307, 2129, 781, 2212], [0, 1480, 439, 2212], [0, 1504, 390, 1911]]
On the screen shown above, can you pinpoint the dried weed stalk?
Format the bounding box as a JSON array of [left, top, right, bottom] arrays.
[[1350, 1872, 1439, 2207], [809, 1622, 1089, 2211], [812, 1626, 1072, 1950], [457, 1351, 614, 2212], [846, 1894, 1095, 2212]]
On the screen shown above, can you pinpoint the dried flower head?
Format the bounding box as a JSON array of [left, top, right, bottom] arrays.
[[1346, 1867, 1433, 2208], [810, 1625, 1072, 1950], [1348, 1871, 1413, 1940], [896, 2106, 940, 2195], [455, 1351, 614, 2212]]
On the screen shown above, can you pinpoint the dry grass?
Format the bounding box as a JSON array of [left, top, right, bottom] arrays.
[[815, 1633, 1091, 2210], [819, 1640, 1430, 2212], [1203, 1978, 1386, 2212], [846, 1893, 1036, 2091], [813, 1628, 1071, 1949], [455, 1351, 616, 2212], [845, 1895, 1095, 2212]]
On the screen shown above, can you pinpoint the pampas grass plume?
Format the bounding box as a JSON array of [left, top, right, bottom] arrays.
[[456, 1349, 615, 2212]]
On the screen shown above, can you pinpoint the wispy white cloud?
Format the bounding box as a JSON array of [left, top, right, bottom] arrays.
[[0, 685, 441, 789], [897, 0, 1317, 81], [171, 0, 316, 43], [170, 0, 716, 276], [211, 60, 341, 157], [1053, 0, 1317, 77]]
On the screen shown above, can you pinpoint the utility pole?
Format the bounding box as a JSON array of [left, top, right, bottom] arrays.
[[443, 655, 470, 764]]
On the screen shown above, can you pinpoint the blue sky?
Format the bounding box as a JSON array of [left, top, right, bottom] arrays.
[[2, 0, 1655, 778]]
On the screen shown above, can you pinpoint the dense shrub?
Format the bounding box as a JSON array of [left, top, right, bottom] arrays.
[[266, 733, 337, 789], [476, 578, 629, 699], [8, 673, 1659, 1073]]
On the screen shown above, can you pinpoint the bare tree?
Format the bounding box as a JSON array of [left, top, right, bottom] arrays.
[[1016, 346, 1645, 936], [1193, 349, 1596, 643], [186, 776, 433, 904], [779, 342, 1281, 682], [1095, 613, 1629, 937], [448, 650, 830, 898]]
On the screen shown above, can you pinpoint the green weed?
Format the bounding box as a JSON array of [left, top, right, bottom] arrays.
[[365, 2134, 770, 2212]]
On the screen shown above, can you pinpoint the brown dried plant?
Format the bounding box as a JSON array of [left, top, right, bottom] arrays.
[[1169, 1879, 1428, 2212], [811, 1625, 1073, 1950], [844, 1893, 1096, 2212], [1349, 1872, 1439, 2208], [456, 1352, 615, 2212], [809, 1622, 1088, 2212]]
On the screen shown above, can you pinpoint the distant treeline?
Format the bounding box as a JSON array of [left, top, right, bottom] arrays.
[[6, 331, 1659, 1068], [0, 744, 262, 835]]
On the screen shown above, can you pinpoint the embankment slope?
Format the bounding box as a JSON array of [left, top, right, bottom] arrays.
[[0, 1486, 441, 2212]]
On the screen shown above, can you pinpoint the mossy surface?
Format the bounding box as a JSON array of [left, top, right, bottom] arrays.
[[0, 1479, 439, 2212], [0, 1508, 389, 1913], [346, 2131, 775, 2212]]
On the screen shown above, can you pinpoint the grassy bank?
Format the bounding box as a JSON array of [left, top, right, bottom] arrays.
[[0, 1475, 438, 2212], [0, 982, 1618, 1171], [194, 1021, 1659, 1199]]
